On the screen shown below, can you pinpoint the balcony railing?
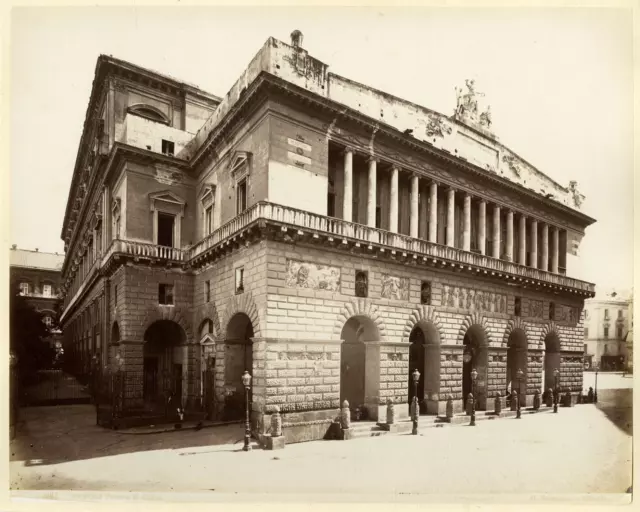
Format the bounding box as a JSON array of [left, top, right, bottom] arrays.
[[105, 239, 187, 262], [189, 201, 595, 293]]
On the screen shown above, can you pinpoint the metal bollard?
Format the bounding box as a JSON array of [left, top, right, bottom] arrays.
[[494, 392, 502, 415]]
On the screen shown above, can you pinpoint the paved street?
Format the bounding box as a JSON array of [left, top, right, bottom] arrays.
[[583, 371, 633, 390], [10, 389, 632, 499]]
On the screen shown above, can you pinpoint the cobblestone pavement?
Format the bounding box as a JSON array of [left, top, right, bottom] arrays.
[[10, 393, 631, 498]]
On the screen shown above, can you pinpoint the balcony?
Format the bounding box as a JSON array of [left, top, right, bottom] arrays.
[[189, 202, 595, 296], [104, 239, 187, 264]]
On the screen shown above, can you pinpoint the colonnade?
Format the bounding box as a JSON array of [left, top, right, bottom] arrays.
[[340, 148, 564, 273]]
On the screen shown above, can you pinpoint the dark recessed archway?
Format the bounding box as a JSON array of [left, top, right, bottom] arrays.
[[340, 315, 380, 420], [408, 321, 441, 415], [543, 332, 561, 396], [462, 325, 489, 410], [223, 313, 254, 421], [506, 328, 528, 406]]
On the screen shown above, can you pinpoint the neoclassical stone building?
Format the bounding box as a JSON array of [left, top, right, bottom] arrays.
[[59, 31, 595, 441]]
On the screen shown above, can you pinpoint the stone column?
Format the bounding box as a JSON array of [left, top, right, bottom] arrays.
[[446, 188, 455, 247], [478, 200, 486, 255], [462, 194, 471, 251], [541, 224, 549, 271], [389, 166, 399, 233], [410, 174, 419, 238], [506, 210, 514, 262], [530, 220, 538, 268], [492, 205, 501, 259], [429, 182, 438, 243], [518, 214, 527, 265], [551, 226, 560, 273], [343, 149, 353, 222], [367, 158, 377, 228]]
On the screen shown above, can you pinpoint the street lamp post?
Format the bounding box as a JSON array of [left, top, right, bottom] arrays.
[[241, 370, 252, 452], [553, 368, 560, 413], [470, 368, 478, 427], [516, 368, 524, 419], [594, 364, 599, 404], [411, 369, 420, 435]]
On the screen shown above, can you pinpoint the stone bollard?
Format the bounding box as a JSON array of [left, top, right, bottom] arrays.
[[264, 406, 285, 450], [339, 400, 352, 440], [465, 393, 474, 416], [577, 392, 583, 405], [445, 395, 454, 422], [494, 393, 502, 415], [510, 391, 518, 411], [533, 390, 541, 411], [563, 391, 572, 407], [545, 388, 554, 407], [588, 387, 594, 403], [386, 399, 395, 425]]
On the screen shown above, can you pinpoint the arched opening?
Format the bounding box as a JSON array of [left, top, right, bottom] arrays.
[[408, 322, 441, 415], [224, 313, 254, 421], [198, 318, 216, 419], [340, 315, 380, 420], [506, 329, 528, 406], [543, 332, 561, 399], [462, 325, 489, 410], [143, 320, 187, 411]]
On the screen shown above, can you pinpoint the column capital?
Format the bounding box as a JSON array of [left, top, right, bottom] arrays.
[[342, 146, 356, 156], [367, 156, 379, 164], [411, 172, 420, 180]]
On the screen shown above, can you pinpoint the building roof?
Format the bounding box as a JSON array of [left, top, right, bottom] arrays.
[[10, 247, 64, 271]]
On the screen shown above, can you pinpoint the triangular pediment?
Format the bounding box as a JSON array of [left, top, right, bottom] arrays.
[[200, 184, 217, 204], [149, 190, 185, 205], [229, 151, 252, 175]]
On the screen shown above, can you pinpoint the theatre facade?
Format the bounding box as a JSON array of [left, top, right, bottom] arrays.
[[58, 31, 596, 441]]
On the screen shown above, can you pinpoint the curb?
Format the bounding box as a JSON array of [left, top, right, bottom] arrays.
[[118, 420, 242, 436]]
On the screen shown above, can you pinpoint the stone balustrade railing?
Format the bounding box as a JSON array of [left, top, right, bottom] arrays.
[[188, 201, 595, 294]]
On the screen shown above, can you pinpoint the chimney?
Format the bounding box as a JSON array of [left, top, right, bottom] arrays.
[[11, 244, 16, 250], [291, 30, 303, 49]]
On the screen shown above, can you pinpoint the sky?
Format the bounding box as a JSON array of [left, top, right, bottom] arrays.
[[9, 6, 634, 293]]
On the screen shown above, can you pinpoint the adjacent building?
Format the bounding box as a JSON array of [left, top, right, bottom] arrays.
[[59, 31, 596, 441], [584, 290, 632, 371], [9, 245, 64, 349]]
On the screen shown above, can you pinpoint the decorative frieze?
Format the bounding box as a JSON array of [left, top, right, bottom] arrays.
[[529, 299, 544, 318], [381, 274, 409, 301], [442, 285, 507, 313], [278, 351, 333, 361], [285, 259, 341, 291]]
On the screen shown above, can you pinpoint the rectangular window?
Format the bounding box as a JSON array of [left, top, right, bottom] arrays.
[[420, 281, 432, 305], [514, 297, 522, 317], [43, 284, 53, 297], [549, 302, 555, 321], [19, 282, 29, 295], [235, 267, 245, 295], [205, 205, 213, 236], [355, 270, 368, 298], [618, 309, 623, 319], [161, 139, 175, 156], [159, 284, 174, 305], [205, 280, 211, 303], [237, 179, 247, 214], [603, 326, 609, 339], [604, 309, 610, 320], [617, 325, 623, 339], [157, 212, 175, 247]]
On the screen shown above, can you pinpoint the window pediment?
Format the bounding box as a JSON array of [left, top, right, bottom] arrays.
[[200, 184, 217, 207], [229, 151, 252, 181], [150, 190, 185, 217]]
